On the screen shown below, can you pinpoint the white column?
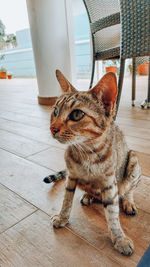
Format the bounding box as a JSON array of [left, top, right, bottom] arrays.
[[26, 0, 76, 101]]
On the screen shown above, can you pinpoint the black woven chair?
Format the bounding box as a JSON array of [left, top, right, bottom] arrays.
[[83, 0, 121, 88], [117, 0, 150, 111]]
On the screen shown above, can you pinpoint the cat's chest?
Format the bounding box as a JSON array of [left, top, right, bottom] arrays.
[[65, 148, 107, 179]]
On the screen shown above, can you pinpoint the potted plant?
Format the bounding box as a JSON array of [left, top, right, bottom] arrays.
[[7, 72, 13, 79], [0, 67, 7, 79], [137, 61, 149, 75], [105, 59, 118, 74], [0, 54, 7, 79]]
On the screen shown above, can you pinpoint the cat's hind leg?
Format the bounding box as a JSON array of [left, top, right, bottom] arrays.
[[122, 190, 137, 215], [80, 188, 102, 206], [119, 150, 141, 216], [80, 193, 94, 206]]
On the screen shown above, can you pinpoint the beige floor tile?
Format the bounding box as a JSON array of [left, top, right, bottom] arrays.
[[0, 119, 52, 145], [0, 110, 49, 129], [0, 210, 122, 267], [27, 146, 66, 171], [118, 106, 150, 121], [0, 118, 65, 148], [0, 148, 56, 212], [135, 152, 150, 177], [117, 117, 150, 130], [0, 102, 51, 119], [0, 77, 150, 267], [0, 129, 49, 157], [134, 176, 150, 213], [1, 147, 149, 266], [0, 183, 37, 233], [119, 125, 150, 141], [126, 136, 150, 154]]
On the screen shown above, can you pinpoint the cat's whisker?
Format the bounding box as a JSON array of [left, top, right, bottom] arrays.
[[74, 144, 85, 160]]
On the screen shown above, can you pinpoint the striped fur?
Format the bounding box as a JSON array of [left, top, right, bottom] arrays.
[[43, 170, 66, 183], [49, 70, 141, 256]]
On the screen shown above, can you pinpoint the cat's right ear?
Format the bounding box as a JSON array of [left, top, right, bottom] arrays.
[[56, 70, 77, 93], [89, 72, 117, 116]]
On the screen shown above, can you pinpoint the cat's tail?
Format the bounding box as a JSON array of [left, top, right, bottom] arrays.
[[43, 170, 67, 183]]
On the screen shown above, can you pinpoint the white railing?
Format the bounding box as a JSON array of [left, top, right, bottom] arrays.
[[75, 39, 90, 45], [0, 48, 32, 56]]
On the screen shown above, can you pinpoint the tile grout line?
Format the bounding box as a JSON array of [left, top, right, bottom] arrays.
[[0, 182, 111, 264], [65, 226, 127, 267], [117, 115, 150, 122], [0, 182, 39, 210], [0, 127, 51, 147], [0, 182, 57, 224], [1, 151, 150, 214], [25, 157, 64, 173], [24, 147, 52, 159], [1, 179, 149, 267], [125, 134, 150, 142], [0, 147, 64, 173], [0, 209, 38, 235], [0, 127, 65, 151], [0, 116, 49, 128], [0, 108, 50, 120], [0, 146, 51, 159], [134, 150, 150, 157], [0, 203, 125, 267]]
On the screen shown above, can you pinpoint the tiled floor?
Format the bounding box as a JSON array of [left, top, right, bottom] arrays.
[[0, 77, 150, 267]]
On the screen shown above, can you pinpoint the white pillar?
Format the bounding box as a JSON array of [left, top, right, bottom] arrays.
[[26, 0, 76, 103]]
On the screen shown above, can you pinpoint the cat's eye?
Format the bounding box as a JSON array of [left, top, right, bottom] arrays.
[[54, 107, 58, 117], [68, 109, 85, 121]]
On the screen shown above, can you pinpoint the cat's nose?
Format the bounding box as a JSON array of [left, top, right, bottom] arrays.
[[50, 127, 60, 136]]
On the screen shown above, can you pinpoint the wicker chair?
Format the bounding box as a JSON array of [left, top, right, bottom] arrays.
[[83, 0, 150, 112], [82, 0, 121, 88], [117, 0, 150, 111]]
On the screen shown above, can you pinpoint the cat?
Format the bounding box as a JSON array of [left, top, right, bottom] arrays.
[[44, 70, 141, 256]]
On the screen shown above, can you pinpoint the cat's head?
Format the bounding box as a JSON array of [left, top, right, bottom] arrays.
[[50, 70, 117, 144]]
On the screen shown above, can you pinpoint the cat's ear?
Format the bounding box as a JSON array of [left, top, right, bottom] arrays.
[[56, 70, 77, 93], [89, 72, 117, 114]]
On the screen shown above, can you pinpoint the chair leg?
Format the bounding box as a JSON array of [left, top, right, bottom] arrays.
[[141, 57, 150, 109], [147, 57, 150, 108], [89, 58, 95, 89], [132, 58, 136, 106], [115, 58, 125, 119]]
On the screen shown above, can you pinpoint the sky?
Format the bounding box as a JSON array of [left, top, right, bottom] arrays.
[[0, 0, 85, 35], [0, 0, 29, 35]]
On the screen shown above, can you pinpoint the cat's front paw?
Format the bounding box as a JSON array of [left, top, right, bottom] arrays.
[[114, 236, 134, 256], [51, 214, 68, 228]]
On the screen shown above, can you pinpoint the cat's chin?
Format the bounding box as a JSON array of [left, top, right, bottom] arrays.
[[54, 136, 86, 145], [53, 136, 71, 145]]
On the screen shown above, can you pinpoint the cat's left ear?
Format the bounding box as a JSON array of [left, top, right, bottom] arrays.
[[56, 70, 77, 93], [89, 72, 118, 114]]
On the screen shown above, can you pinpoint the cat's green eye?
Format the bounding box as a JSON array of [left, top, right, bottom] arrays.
[[68, 109, 85, 122], [54, 107, 58, 117]]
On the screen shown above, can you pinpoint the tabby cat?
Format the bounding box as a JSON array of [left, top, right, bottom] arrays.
[[44, 70, 141, 256]]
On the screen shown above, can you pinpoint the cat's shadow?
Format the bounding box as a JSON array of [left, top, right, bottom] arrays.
[[47, 179, 66, 198]]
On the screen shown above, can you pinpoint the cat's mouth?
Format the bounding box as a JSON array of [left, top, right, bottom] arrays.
[[56, 136, 88, 147], [51, 133, 72, 144], [52, 131, 86, 145]]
